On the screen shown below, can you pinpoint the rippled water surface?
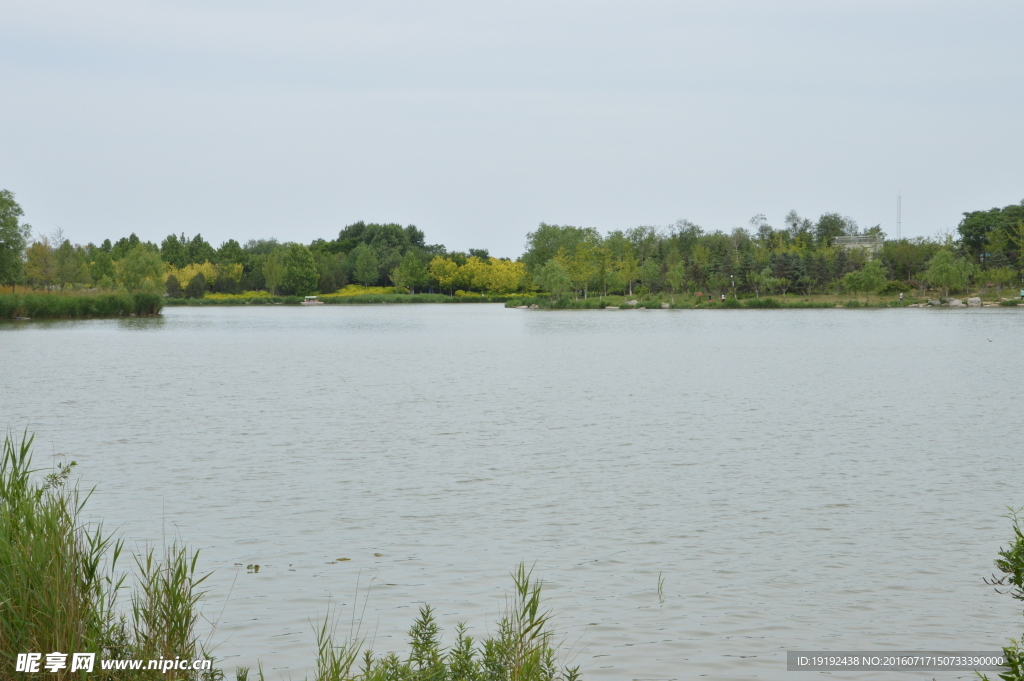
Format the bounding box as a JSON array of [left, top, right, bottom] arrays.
[[2, 305, 1023, 680]]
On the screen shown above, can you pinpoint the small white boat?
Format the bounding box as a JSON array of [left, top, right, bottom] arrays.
[[301, 295, 324, 306]]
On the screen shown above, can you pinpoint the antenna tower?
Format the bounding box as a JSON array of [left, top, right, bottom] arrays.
[[896, 191, 902, 240]]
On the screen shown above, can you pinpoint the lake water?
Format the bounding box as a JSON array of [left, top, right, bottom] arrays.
[[2, 304, 1023, 680]]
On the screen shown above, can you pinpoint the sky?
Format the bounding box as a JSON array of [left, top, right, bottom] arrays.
[[2, 0, 1022, 258]]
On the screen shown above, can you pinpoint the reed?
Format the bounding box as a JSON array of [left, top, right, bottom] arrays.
[[1, 432, 580, 681], [331, 564, 579, 681], [0, 292, 162, 319], [0, 432, 215, 681]]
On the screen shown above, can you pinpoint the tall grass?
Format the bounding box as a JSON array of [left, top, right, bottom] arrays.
[[0, 432, 214, 680], [0, 292, 162, 319], [310, 564, 579, 681], [1, 432, 581, 681]]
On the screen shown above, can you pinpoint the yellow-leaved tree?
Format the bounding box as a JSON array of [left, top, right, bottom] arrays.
[[458, 256, 490, 293], [486, 258, 526, 294], [429, 256, 459, 295], [165, 261, 218, 289]]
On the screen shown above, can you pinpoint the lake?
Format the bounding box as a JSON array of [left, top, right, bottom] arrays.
[[2, 304, 1022, 680]]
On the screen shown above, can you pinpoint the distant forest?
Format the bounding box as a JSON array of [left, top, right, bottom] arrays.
[[1, 189, 1022, 299]]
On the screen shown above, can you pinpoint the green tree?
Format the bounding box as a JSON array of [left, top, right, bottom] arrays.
[[569, 240, 598, 298], [352, 243, 379, 287], [160, 233, 188, 268], [166, 273, 183, 298], [391, 251, 428, 293], [216, 238, 246, 266], [185, 271, 206, 298], [0, 190, 31, 291], [815, 213, 853, 246], [262, 249, 286, 295], [117, 244, 165, 293], [958, 202, 1024, 257], [54, 240, 88, 289], [313, 250, 346, 293], [983, 266, 1017, 297], [617, 246, 639, 296], [841, 260, 887, 302], [88, 249, 116, 288], [638, 259, 661, 298], [535, 259, 571, 299], [280, 243, 318, 295], [665, 260, 687, 301], [110, 233, 143, 260], [746, 266, 774, 298], [186, 234, 216, 265], [922, 249, 962, 298], [522, 223, 600, 273]]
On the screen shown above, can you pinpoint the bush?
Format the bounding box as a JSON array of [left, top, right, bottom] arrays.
[[745, 297, 781, 309], [1000, 299, 1020, 306]]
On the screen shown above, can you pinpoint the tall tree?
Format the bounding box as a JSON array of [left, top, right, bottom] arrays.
[[24, 238, 56, 288], [262, 249, 286, 295], [281, 243, 319, 295], [160, 233, 189, 268], [216, 238, 246, 266], [0, 190, 31, 290], [352, 243, 379, 287], [391, 251, 428, 293], [535, 259, 571, 299], [117, 244, 165, 292], [428, 256, 459, 295], [922, 249, 962, 298]]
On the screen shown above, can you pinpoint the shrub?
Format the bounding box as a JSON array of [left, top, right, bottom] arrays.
[[745, 297, 781, 309]]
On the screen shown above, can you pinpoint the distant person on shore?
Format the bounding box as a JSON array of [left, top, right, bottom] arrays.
[[721, 294, 726, 303], [900, 292, 904, 303]]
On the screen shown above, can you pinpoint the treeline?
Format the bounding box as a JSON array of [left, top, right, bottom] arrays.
[[2, 187, 1023, 300], [0, 190, 525, 297], [522, 206, 1024, 300]]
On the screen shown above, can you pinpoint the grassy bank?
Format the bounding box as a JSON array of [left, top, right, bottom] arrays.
[[506, 292, 1022, 310], [0, 292, 163, 320], [166, 293, 516, 306], [0, 432, 579, 681]]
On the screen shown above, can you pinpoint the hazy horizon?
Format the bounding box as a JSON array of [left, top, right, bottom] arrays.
[[3, 0, 1022, 258]]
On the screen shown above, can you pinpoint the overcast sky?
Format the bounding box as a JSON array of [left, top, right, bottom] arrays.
[[2, 0, 1022, 257]]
